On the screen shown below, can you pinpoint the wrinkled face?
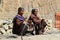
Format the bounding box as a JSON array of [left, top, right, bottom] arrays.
[[19, 9, 24, 16], [34, 9, 38, 15]]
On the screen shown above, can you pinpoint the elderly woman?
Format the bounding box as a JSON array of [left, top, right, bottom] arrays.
[[28, 9, 47, 35]]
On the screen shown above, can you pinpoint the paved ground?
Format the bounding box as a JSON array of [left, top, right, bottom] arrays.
[[0, 33, 60, 40]]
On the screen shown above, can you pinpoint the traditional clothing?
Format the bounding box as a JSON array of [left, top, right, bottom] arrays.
[[29, 14, 41, 24], [28, 14, 47, 34], [12, 14, 27, 35], [14, 14, 24, 21]]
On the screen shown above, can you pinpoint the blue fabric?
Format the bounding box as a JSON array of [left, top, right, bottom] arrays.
[[15, 15, 24, 21]]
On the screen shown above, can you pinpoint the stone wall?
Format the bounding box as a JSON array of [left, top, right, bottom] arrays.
[[0, 0, 60, 27]]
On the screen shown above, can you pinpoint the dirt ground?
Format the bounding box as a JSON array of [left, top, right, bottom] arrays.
[[0, 33, 60, 40]]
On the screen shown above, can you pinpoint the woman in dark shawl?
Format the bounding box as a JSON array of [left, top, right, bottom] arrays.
[[12, 7, 27, 35]]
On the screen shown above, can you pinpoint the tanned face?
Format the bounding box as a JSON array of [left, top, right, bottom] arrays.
[[18, 8, 24, 16], [34, 9, 38, 15]]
